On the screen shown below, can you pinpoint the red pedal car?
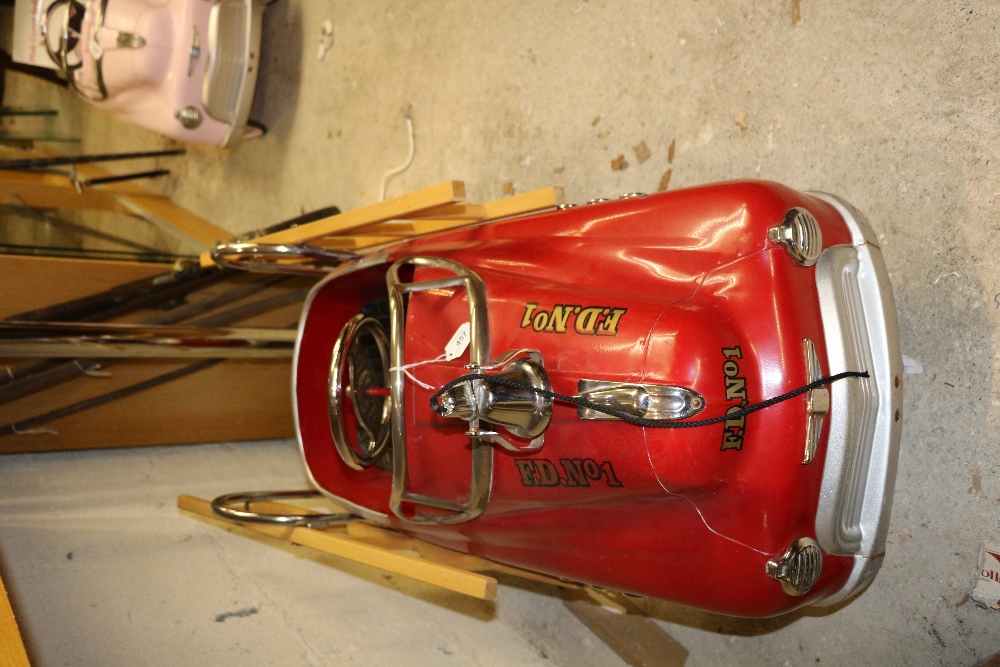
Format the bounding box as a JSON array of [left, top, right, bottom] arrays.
[[214, 180, 903, 617]]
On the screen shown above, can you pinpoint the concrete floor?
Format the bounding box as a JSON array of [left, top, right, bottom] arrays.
[[2, 0, 999, 665]]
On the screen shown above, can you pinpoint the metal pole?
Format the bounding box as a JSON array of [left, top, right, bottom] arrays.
[[0, 149, 185, 171], [0, 321, 296, 359]]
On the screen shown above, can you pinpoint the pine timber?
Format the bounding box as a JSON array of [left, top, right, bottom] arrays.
[[0, 569, 31, 667], [178, 495, 578, 600]]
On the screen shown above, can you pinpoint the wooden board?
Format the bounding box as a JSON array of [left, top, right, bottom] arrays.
[[0, 568, 31, 667], [564, 590, 688, 667], [199, 184, 566, 263], [1, 258, 312, 452], [0, 254, 166, 319], [197, 180, 467, 267], [178, 495, 579, 600], [0, 169, 230, 250], [179, 495, 499, 600]]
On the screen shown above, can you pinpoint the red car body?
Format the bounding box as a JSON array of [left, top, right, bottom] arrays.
[[290, 180, 903, 617]]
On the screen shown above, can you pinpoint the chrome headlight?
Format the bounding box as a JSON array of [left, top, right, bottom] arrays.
[[768, 208, 823, 266], [766, 537, 824, 596], [175, 106, 203, 129]]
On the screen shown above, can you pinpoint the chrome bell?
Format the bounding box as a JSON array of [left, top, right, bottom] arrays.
[[435, 350, 553, 450]]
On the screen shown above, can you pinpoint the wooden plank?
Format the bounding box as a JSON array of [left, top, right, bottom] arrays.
[[406, 203, 487, 221], [177, 495, 498, 600], [361, 220, 480, 235], [114, 195, 230, 250], [0, 254, 166, 319], [0, 169, 131, 213], [481, 186, 564, 220], [0, 358, 297, 453], [341, 521, 579, 589], [243, 181, 464, 246], [0, 569, 31, 667], [564, 589, 688, 667], [978, 652, 1000, 667], [313, 186, 566, 250], [312, 235, 399, 249], [0, 168, 230, 251], [0, 269, 310, 452]]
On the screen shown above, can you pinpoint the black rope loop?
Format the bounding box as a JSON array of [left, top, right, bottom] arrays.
[[429, 370, 870, 429]]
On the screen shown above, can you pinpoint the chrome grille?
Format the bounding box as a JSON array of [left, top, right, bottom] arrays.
[[203, 1, 249, 123], [815, 247, 881, 555], [836, 259, 878, 549]]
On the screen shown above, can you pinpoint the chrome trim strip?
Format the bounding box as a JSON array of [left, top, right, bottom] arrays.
[[810, 192, 903, 606], [802, 338, 828, 465]]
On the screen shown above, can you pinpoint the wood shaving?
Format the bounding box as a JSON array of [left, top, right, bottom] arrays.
[[735, 111, 749, 136], [591, 115, 602, 126], [598, 128, 610, 139], [969, 471, 982, 494], [633, 140, 651, 164], [552, 166, 565, 174], [791, 0, 801, 26], [657, 168, 672, 192], [611, 155, 628, 171], [501, 181, 515, 195], [668, 138, 676, 164]]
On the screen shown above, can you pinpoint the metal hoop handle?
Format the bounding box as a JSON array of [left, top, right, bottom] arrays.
[[210, 490, 359, 528], [386, 256, 493, 525], [210, 242, 360, 275]]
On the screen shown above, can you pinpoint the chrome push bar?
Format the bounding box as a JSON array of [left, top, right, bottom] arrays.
[[386, 257, 494, 525]]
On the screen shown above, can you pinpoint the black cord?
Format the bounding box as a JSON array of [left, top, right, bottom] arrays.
[[430, 370, 869, 429]]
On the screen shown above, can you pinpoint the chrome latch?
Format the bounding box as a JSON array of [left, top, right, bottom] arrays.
[[766, 537, 823, 596], [802, 338, 829, 464], [188, 27, 201, 76], [435, 350, 553, 453], [116, 32, 146, 49], [576, 380, 704, 421]]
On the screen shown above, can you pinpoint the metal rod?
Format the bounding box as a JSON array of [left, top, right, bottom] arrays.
[[0, 360, 104, 405], [0, 149, 185, 171], [0, 203, 167, 255], [6, 265, 223, 324], [81, 169, 171, 186], [0, 276, 294, 401], [0, 321, 296, 359], [0, 359, 221, 437]]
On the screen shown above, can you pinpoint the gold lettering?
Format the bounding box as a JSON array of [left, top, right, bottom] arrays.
[[597, 308, 627, 336], [520, 303, 538, 329], [548, 305, 576, 333], [725, 376, 746, 400], [575, 307, 604, 335]]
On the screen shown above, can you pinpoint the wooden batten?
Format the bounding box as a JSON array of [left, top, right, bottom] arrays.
[[0, 569, 31, 667], [178, 495, 579, 600], [0, 255, 311, 452]]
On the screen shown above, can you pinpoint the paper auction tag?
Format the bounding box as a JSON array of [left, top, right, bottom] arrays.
[[444, 322, 471, 361], [972, 543, 1000, 610]]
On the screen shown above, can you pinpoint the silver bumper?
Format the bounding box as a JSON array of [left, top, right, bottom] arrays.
[[203, 0, 265, 148], [810, 193, 904, 606]]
